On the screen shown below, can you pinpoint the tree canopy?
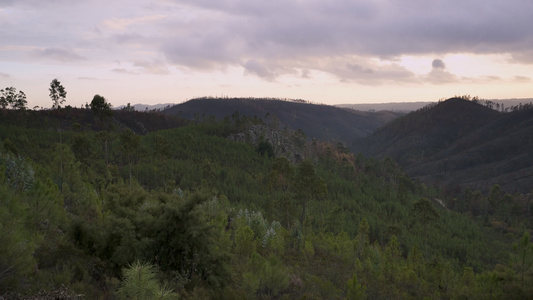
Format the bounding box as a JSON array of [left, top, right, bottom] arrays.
[[49, 79, 67, 109], [0, 106, 531, 299], [90, 94, 112, 118], [0, 86, 27, 110]]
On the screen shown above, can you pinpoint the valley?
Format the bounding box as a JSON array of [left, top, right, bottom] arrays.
[[0, 96, 532, 299]]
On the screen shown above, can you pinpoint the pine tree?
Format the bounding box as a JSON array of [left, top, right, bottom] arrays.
[[117, 260, 176, 300]]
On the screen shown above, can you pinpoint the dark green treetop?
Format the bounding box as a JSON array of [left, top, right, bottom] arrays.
[[90, 94, 113, 118]]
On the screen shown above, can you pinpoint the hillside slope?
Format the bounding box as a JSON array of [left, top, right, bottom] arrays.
[[336, 98, 533, 112], [408, 108, 533, 192], [355, 98, 533, 193], [1, 107, 531, 298], [163, 97, 403, 144]]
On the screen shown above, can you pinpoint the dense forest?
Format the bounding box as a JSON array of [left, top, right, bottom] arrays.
[[1, 97, 532, 299], [356, 96, 533, 194], [162, 97, 403, 145]]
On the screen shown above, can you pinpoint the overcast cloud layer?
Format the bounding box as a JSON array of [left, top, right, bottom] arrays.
[[0, 0, 532, 105]]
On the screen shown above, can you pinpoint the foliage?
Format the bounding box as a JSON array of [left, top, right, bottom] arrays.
[[357, 97, 533, 194], [0, 86, 27, 110], [3, 153, 35, 192], [0, 107, 530, 299], [49, 79, 67, 109], [149, 191, 231, 288], [257, 140, 274, 158], [0, 186, 38, 290], [117, 260, 177, 300], [346, 274, 367, 300], [90, 94, 113, 119]]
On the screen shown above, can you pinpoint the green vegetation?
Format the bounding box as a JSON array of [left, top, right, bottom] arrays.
[[90, 94, 113, 119], [0, 87, 27, 111], [0, 106, 531, 299], [357, 97, 533, 193], [163, 97, 403, 145], [49, 79, 67, 109]]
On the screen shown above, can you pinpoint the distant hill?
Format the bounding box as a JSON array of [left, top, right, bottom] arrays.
[[115, 103, 174, 111], [337, 98, 533, 112], [337, 102, 432, 112], [162, 97, 404, 144], [355, 98, 533, 193], [112, 97, 532, 193]]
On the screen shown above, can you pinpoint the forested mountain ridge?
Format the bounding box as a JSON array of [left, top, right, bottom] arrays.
[[162, 97, 403, 145], [354, 97, 533, 194], [160, 96, 532, 194], [336, 98, 533, 112], [0, 106, 532, 299]]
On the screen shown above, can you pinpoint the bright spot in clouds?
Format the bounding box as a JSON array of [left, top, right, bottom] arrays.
[[0, 0, 532, 108]]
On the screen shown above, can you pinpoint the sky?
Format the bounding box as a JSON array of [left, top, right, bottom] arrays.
[[1, 0, 532, 108]]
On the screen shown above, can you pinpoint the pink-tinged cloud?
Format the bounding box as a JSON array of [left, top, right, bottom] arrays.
[[33, 48, 85, 62]]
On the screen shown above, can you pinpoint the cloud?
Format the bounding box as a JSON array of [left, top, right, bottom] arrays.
[[78, 76, 102, 81], [426, 70, 458, 84], [432, 59, 446, 69], [169, 0, 533, 57], [112, 33, 147, 45], [484, 75, 501, 81], [513, 75, 531, 82], [243, 59, 276, 81], [315, 56, 416, 84], [0, 0, 70, 7], [154, 0, 533, 84], [133, 60, 169, 75], [162, 34, 242, 70], [425, 59, 458, 84], [300, 69, 311, 79], [0, 72, 9, 78], [102, 15, 167, 31], [112, 68, 137, 75], [511, 51, 533, 64], [0, 0, 31, 7], [4, 0, 533, 88], [33, 47, 85, 62], [111, 60, 170, 75]]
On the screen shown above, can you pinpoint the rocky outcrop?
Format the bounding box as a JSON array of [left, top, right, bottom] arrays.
[[227, 125, 304, 163]]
